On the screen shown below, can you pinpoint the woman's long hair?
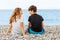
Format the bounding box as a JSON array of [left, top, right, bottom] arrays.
[[9, 8, 22, 24]]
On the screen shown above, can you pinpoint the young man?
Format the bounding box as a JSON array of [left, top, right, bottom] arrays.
[[27, 5, 45, 34]]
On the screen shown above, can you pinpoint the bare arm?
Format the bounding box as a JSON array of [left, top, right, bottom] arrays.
[[20, 22, 26, 36], [5, 23, 12, 35], [28, 22, 31, 27], [42, 21, 44, 27]]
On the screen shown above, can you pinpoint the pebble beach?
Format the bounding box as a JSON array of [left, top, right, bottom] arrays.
[[0, 25, 60, 40]]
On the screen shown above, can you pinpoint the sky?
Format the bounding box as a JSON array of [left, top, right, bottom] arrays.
[[0, 0, 60, 9]]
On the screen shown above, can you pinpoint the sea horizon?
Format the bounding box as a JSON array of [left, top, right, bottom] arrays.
[[0, 9, 60, 26]]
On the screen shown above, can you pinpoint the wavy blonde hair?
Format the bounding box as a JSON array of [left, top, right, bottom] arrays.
[[10, 8, 22, 24]]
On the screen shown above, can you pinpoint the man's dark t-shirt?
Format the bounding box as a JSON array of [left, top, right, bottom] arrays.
[[28, 14, 44, 32]]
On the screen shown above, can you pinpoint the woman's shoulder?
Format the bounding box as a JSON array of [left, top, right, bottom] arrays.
[[19, 15, 24, 22]]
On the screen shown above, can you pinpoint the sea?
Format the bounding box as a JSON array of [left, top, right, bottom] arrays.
[[0, 9, 60, 26]]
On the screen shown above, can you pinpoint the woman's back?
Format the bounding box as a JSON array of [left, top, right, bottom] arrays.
[[11, 15, 24, 34]]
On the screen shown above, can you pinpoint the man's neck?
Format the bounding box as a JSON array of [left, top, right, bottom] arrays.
[[31, 12, 36, 15]]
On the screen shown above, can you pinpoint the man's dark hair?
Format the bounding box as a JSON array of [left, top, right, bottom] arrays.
[[28, 5, 37, 12]]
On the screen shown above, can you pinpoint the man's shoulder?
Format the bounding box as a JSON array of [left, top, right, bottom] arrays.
[[29, 14, 43, 18], [36, 14, 42, 17]]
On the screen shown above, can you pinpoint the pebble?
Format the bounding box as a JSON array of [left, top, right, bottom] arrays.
[[0, 25, 60, 40]]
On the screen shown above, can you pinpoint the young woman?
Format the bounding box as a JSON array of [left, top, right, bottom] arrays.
[[4, 8, 27, 37]]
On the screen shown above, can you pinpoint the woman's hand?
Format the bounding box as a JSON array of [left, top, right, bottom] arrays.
[[23, 34, 29, 37], [3, 32, 8, 36], [3, 24, 12, 36]]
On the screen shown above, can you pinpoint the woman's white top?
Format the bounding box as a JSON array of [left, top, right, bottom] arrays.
[[11, 16, 24, 34]]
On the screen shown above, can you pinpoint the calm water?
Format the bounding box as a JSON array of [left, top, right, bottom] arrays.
[[0, 9, 60, 25]]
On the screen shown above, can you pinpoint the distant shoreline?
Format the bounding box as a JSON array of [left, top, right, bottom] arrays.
[[0, 24, 60, 26]]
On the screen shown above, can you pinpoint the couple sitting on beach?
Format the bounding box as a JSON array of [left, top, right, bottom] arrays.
[[4, 5, 45, 37]]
